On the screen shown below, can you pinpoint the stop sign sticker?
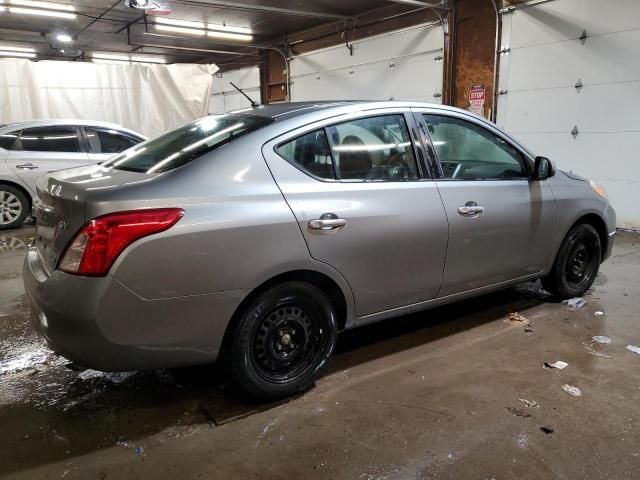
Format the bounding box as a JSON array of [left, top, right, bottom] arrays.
[[469, 85, 486, 117]]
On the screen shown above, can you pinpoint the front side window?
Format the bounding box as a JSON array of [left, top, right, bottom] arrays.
[[276, 129, 335, 180], [102, 114, 272, 173], [327, 115, 419, 181], [86, 128, 141, 154], [423, 114, 527, 180], [16, 127, 81, 153]]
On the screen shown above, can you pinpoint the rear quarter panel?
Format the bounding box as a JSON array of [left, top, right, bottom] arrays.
[[100, 136, 353, 308]]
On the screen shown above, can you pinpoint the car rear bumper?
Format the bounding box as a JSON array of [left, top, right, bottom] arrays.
[[23, 247, 245, 371]]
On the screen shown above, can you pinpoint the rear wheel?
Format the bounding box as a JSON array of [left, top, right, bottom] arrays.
[[542, 223, 601, 299], [0, 185, 29, 230], [225, 281, 337, 400]]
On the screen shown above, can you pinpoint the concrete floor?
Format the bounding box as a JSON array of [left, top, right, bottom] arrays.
[[1, 225, 639, 480]]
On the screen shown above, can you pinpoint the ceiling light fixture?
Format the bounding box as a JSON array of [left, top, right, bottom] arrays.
[[130, 54, 165, 64], [154, 17, 204, 29], [207, 23, 251, 35], [153, 16, 252, 41], [154, 24, 206, 36], [206, 30, 252, 41], [9, 0, 75, 11], [0, 51, 37, 58], [56, 33, 73, 42], [0, 44, 36, 52], [7, 6, 77, 19], [92, 52, 166, 65]]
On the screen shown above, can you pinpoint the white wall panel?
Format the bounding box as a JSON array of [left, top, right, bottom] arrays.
[[498, 0, 640, 228], [209, 66, 260, 114], [290, 23, 444, 104]]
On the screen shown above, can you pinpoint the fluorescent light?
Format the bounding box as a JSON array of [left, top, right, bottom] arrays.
[[206, 31, 252, 41], [155, 17, 205, 29], [208, 23, 252, 35], [0, 50, 36, 58], [56, 33, 72, 42], [92, 53, 130, 61], [130, 54, 165, 64], [92, 53, 167, 65], [92, 58, 130, 65], [10, 0, 75, 11], [0, 45, 35, 52], [8, 6, 77, 19], [154, 24, 206, 36]]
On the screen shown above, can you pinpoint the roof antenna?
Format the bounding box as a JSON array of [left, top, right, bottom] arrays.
[[230, 81, 259, 108]]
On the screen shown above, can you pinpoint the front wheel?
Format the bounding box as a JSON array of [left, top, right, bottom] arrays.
[[542, 223, 602, 299], [224, 281, 337, 400]]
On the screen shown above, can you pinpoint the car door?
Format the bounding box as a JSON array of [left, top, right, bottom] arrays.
[[83, 127, 144, 163], [262, 110, 449, 318], [5, 126, 89, 196], [415, 110, 557, 297]]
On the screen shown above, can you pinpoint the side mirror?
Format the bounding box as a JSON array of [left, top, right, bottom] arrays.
[[532, 156, 555, 180]]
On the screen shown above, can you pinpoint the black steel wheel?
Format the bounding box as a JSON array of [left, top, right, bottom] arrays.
[[542, 223, 601, 299], [225, 281, 337, 400]]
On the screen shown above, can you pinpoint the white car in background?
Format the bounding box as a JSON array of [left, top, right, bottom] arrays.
[[0, 120, 146, 229]]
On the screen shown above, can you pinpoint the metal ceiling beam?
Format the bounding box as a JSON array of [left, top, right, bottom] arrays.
[[169, 0, 354, 19], [386, 0, 449, 9]]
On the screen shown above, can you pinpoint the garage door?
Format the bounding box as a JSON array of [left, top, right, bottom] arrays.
[[290, 23, 444, 104], [496, 0, 640, 228], [209, 67, 260, 114]]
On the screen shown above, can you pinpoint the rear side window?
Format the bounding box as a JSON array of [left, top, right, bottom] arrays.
[[0, 132, 19, 150], [276, 130, 335, 180], [15, 126, 81, 153], [86, 128, 141, 154], [327, 115, 419, 181], [102, 114, 272, 173]]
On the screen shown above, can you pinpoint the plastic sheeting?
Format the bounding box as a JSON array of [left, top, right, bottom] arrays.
[[0, 59, 218, 138]]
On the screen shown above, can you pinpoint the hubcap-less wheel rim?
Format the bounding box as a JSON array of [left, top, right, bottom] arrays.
[[251, 301, 326, 383], [0, 191, 22, 225], [565, 238, 597, 289]]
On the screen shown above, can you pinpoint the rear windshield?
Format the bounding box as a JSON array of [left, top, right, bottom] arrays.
[[102, 114, 272, 173]]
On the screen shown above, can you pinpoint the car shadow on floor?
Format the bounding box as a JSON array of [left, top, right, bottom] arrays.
[[0, 282, 551, 475]]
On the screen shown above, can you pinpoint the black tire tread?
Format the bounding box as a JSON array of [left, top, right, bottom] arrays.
[[542, 223, 601, 299], [224, 281, 337, 400]]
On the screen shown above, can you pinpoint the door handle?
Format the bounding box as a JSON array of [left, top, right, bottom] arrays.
[[458, 201, 485, 216], [308, 213, 347, 231], [16, 163, 39, 170]]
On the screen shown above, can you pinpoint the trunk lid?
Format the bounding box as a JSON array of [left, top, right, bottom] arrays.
[[33, 164, 154, 275]]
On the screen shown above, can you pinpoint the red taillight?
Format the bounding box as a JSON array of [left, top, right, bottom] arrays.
[[58, 208, 184, 277]]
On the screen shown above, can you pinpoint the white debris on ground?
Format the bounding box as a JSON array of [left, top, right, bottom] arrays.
[[561, 384, 582, 397], [592, 336, 611, 344], [564, 297, 587, 309], [505, 312, 529, 325], [77, 369, 136, 384], [547, 361, 569, 370], [519, 398, 539, 408], [594, 311, 604, 316], [626, 345, 640, 356]]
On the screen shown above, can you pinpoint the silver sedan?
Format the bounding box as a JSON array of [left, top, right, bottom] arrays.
[[23, 102, 616, 399]]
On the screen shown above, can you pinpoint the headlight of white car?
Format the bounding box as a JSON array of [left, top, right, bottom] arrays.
[[590, 180, 608, 201]]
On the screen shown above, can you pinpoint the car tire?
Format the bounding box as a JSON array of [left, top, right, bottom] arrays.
[[0, 184, 29, 230], [542, 223, 602, 299], [225, 281, 337, 400]]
